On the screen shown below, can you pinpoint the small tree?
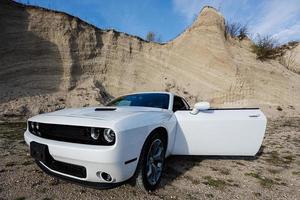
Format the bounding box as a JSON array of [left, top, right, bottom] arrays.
[[146, 32, 155, 42], [225, 21, 239, 38], [238, 24, 248, 40], [225, 21, 248, 40]]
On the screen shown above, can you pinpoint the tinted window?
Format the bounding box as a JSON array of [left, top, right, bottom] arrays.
[[173, 96, 189, 112], [107, 93, 169, 109]]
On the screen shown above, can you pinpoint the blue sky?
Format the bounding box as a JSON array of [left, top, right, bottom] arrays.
[[16, 0, 300, 43]]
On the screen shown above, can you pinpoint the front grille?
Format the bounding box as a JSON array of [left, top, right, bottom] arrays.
[[37, 143, 87, 178], [46, 157, 87, 178], [28, 122, 114, 145]]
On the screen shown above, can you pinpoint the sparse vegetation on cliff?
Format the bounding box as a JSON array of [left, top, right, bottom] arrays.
[[145, 31, 161, 42], [251, 35, 278, 60], [224, 21, 249, 40]]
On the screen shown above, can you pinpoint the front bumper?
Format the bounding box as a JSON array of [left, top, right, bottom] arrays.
[[24, 130, 138, 184], [35, 161, 124, 189]]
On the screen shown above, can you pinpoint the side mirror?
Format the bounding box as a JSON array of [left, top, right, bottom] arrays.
[[190, 102, 210, 115]]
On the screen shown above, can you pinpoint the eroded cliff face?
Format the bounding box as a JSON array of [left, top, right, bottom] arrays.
[[0, 0, 299, 119]]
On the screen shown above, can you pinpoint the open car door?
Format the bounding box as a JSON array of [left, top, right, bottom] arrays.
[[172, 108, 267, 156]]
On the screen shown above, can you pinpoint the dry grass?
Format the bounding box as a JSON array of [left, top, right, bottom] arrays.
[[245, 172, 274, 188], [203, 176, 228, 189]]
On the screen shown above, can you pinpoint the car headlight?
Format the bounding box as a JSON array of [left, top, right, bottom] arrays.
[[28, 121, 41, 136], [30, 122, 35, 130], [103, 128, 115, 144], [90, 127, 101, 140]]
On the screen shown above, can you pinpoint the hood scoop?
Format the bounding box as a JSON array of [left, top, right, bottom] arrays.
[[95, 107, 117, 111]]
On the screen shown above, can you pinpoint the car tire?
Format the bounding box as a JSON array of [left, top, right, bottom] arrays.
[[135, 132, 166, 192]]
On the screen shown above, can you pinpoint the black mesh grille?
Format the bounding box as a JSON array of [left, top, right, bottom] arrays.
[[46, 157, 87, 178], [28, 122, 114, 145]]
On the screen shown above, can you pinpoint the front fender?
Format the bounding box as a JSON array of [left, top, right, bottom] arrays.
[[116, 111, 177, 159], [114, 110, 172, 132]]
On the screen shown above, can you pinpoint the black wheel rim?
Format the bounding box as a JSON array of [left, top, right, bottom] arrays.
[[146, 139, 164, 185]]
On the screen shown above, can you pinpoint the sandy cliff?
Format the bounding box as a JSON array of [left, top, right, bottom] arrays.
[[0, 0, 299, 119]]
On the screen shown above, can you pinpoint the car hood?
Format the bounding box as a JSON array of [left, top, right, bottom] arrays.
[[28, 106, 172, 132], [44, 106, 165, 119]]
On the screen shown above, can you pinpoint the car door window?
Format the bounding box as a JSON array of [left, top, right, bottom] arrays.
[[173, 96, 189, 112]]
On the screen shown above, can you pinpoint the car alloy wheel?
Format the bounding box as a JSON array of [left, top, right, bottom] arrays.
[[146, 139, 164, 185], [134, 132, 166, 192]]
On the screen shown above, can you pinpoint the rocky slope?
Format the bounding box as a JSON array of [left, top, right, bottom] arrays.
[[280, 43, 300, 74], [0, 0, 299, 119]]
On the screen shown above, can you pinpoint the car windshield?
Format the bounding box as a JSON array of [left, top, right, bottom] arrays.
[[106, 93, 169, 109]]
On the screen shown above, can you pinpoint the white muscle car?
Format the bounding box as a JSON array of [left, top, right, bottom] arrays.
[[24, 92, 267, 191]]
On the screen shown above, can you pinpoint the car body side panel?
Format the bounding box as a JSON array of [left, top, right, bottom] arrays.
[[172, 109, 267, 156]]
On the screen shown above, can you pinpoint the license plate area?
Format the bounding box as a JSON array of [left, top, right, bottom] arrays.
[[29, 141, 87, 178], [30, 141, 48, 163]]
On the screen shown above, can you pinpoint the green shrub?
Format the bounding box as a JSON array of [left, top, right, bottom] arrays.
[[145, 31, 161, 43], [146, 31, 155, 42], [251, 35, 278, 60]]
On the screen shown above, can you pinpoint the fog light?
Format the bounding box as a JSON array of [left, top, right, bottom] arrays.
[[101, 172, 112, 182]]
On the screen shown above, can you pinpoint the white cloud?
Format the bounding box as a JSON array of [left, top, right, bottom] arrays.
[[172, 0, 204, 22], [251, 0, 300, 37], [173, 0, 300, 43], [272, 23, 300, 43], [172, 0, 248, 23]]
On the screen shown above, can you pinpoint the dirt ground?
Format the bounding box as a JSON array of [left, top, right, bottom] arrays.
[[0, 118, 299, 200]]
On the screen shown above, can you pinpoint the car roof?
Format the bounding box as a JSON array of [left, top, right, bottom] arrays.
[[125, 91, 175, 97]]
